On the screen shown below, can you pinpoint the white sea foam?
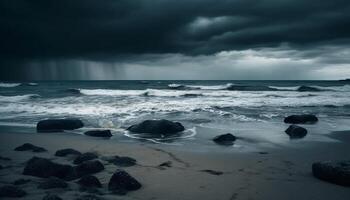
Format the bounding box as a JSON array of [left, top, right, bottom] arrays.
[[0, 82, 21, 87]]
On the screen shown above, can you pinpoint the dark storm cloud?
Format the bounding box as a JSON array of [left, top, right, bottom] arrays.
[[1, 0, 350, 80], [1, 0, 350, 60]]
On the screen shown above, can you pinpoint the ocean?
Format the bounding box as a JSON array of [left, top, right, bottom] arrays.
[[1, 80, 350, 151]]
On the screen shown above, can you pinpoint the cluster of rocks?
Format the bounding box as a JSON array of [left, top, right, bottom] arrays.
[[0, 144, 142, 199]]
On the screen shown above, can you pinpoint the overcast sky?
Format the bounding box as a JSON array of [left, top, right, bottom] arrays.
[[1, 0, 350, 80]]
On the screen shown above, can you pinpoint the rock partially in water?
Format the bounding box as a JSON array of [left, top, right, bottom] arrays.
[[74, 152, 98, 164], [284, 114, 318, 124], [127, 119, 185, 136], [84, 130, 112, 138], [312, 160, 350, 186], [75, 160, 104, 178], [37, 118, 84, 133], [43, 194, 63, 200], [13, 178, 31, 185], [285, 125, 308, 139], [103, 156, 136, 167], [38, 177, 68, 189], [77, 175, 102, 188], [108, 169, 142, 195], [23, 157, 76, 181], [55, 148, 82, 157], [0, 185, 26, 198], [14, 143, 47, 152], [213, 133, 237, 145]]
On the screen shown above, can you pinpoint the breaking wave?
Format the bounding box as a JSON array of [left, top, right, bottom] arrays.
[[0, 94, 40, 102], [0, 82, 21, 88]]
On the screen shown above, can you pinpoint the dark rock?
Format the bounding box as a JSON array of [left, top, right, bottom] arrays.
[[23, 157, 76, 181], [75, 160, 104, 178], [77, 175, 102, 188], [108, 169, 141, 194], [200, 169, 224, 175], [84, 130, 112, 138], [74, 152, 98, 164], [284, 114, 318, 124], [0, 185, 26, 198], [14, 143, 47, 152], [37, 118, 84, 133], [13, 178, 31, 185], [76, 194, 104, 200], [285, 125, 308, 139], [127, 119, 185, 136], [0, 165, 2, 170], [104, 156, 136, 167], [312, 160, 350, 186], [213, 133, 237, 145], [38, 177, 68, 189], [159, 161, 172, 168], [297, 85, 322, 92], [43, 194, 63, 200], [55, 148, 82, 157]]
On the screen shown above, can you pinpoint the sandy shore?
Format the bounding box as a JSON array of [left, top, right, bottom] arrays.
[[0, 131, 350, 200]]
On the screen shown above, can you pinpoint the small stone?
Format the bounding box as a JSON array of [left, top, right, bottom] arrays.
[[213, 133, 237, 145], [75, 160, 104, 178], [200, 169, 224, 175], [14, 143, 47, 152], [285, 125, 307, 139], [108, 169, 141, 194], [55, 148, 82, 157]]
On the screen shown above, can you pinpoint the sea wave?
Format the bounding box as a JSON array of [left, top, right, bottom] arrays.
[[0, 82, 21, 88], [0, 94, 40, 102]]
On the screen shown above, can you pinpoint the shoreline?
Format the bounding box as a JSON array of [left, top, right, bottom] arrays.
[[1, 131, 350, 199]]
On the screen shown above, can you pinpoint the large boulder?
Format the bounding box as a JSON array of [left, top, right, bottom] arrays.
[[38, 177, 68, 189], [84, 130, 112, 138], [55, 148, 82, 157], [0, 185, 26, 198], [312, 160, 350, 186], [284, 114, 318, 124], [37, 118, 84, 133], [23, 157, 76, 181], [14, 143, 47, 152], [213, 133, 237, 145], [285, 125, 308, 139], [75, 160, 104, 178], [108, 169, 142, 194], [74, 152, 98, 164], [77, 175, 102, 188], [127, 119, 185, 136]]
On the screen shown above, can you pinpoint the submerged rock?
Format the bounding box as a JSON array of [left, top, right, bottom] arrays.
[[213, 133, 237, 145], [74, 152, 98, 164], [200, 169, 224, 175], [108, 169, 141, 194], [284, 114, 318, 124], [84, 130, 112, 138], [55, 148, 82, 157], [0, 185, 26, 198], [14, 143, 47, 152], [285, 125, 308, 139], [75, 160, 104, 178], [312, 160, 350, 186], [23, 157, 76, 181], [38, 177, 68, 189], [13, 178, 31, 185], [297, 85, 322, 92], [43, 194, 63, 200], [103, 156, 136, 167], [37, 118, 84, 133], [77, 175, 102, 188], [127, 119, 185, 136]]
